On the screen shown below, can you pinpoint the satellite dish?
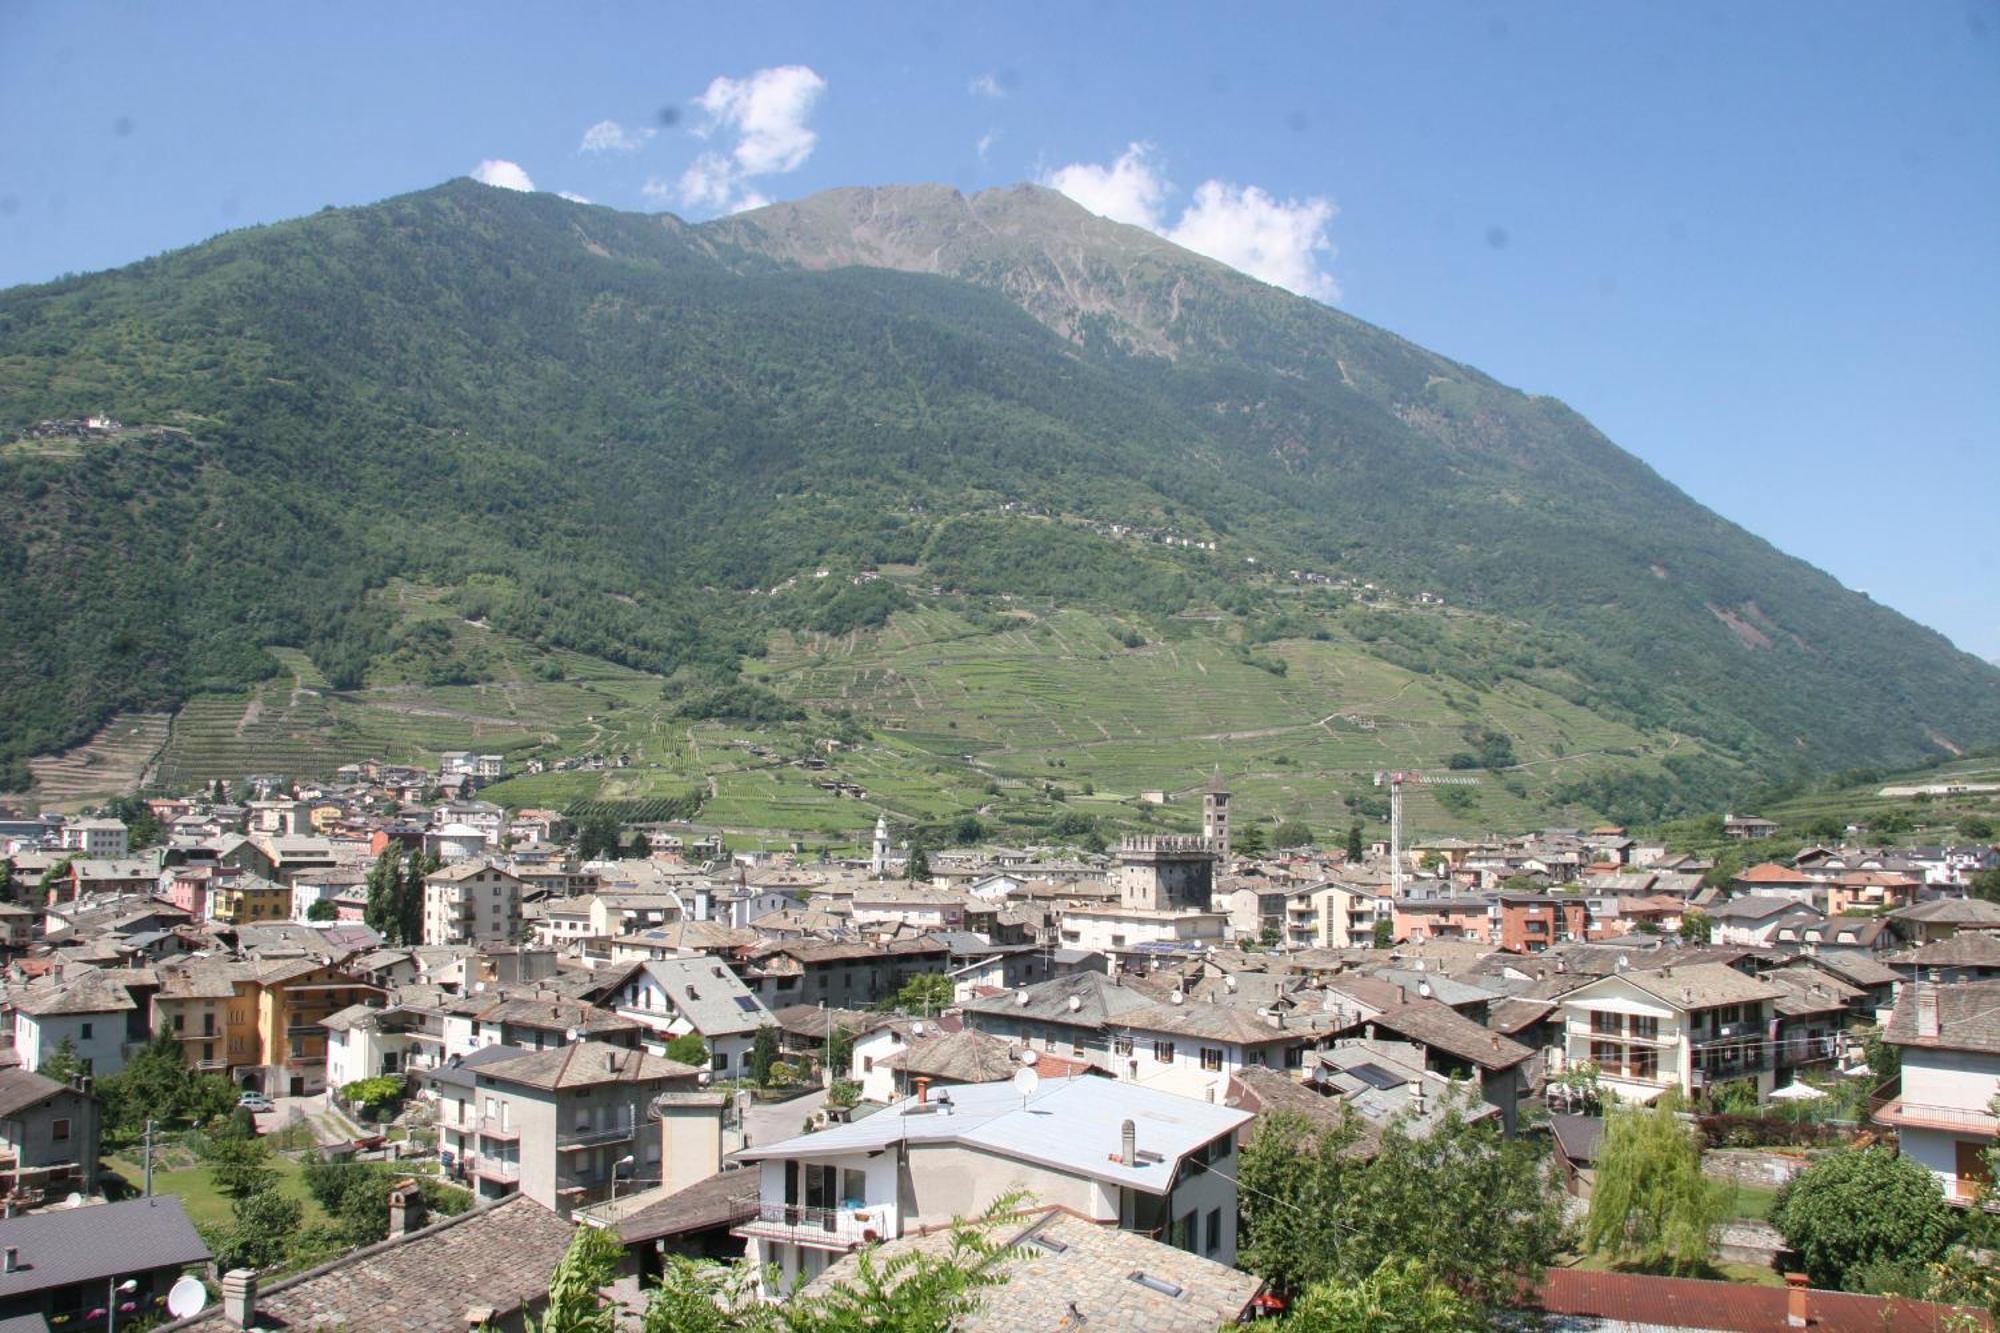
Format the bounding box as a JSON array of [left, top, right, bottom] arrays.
[[1012, 1066, 1040, 1099], [167, 1276, 208, 1319], [63, 1192, 82, 1208], [912, 1021, 925, 1037], [1018, 1047, 1038, 1066]]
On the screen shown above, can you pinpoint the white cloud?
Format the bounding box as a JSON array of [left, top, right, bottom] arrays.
[[968, 72, 1006, 98], [1041, 142, 1168, 230], [1167, 181, 1338, 300], [669, 65, 826, 212], [471, 159, 535, 192], [558, 191, 593, 204], [578, 119, 653, 154], [976, 129, 1000, 161], [1041, 145, 1339, 300]]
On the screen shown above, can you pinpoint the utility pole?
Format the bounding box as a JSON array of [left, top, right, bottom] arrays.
[[143, 1119, 155, 1198]]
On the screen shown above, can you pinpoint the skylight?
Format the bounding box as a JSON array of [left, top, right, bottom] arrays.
[[1128, 1271, 1184, 1298]]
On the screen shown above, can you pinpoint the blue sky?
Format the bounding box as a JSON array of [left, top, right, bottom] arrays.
[[3, 3, 1995, 658]]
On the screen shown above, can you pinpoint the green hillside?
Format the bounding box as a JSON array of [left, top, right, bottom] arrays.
[[1, 178, 1995, 829]]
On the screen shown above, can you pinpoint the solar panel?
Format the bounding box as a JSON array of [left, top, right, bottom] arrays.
[[733, 996, 760, 1011], [1346, 1062, 1406, 1091]]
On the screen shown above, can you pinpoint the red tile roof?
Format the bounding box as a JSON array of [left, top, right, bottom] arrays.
[[1536, 1267, 1991, 1331]]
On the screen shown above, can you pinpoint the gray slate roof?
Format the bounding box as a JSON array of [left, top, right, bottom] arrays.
[[0, 1197, 209, 1299]]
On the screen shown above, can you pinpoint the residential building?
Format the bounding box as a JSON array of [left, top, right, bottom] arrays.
[[958, 971, 1160, 1073], [152, 960, 256, 1076], [612, 956, 776, 1077], [0, 1196, 208, 1329], [1390, 896, 1492, 945], [437, 1041, 702, 1217], [0, 1067, 101, 1197], [1495, 893, 1589, 953], [1872, 980, 2000, 1204], [1110, 999, 1319, 1101], [11, 972, 142, 1075], [1557, 963, 1788, 1103], [422, 861, 526, 947], [209, 874, 292, 926], [1890, 897, 2000, 946], [734, 938, 950, 1009], [246, 958, 385, 1097], [60, 818, 129, 857], [1284, 881, 1377, 950], [733, 1076, 1250, 1291], [1708, 894, 1824, 948], [1721, 813, 1779, 840]]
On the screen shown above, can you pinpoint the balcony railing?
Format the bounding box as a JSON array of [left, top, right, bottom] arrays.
[[557, 1119, 636, 1150], [735, 1198, 898, 1250], [1871, 1077, 2000, 1135], [478, 1116, 520, 1141], [471, 1155, 521, 1182]]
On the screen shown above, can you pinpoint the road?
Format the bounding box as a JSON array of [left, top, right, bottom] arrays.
[[741, 1087, 828, 1152]]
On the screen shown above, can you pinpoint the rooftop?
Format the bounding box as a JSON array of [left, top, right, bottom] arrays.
[[736, 1076, 1249, 1196], [1885, 979, 2000, 1055], [475, 1039, 700, 1091], [0, 1197, 209, 1299]]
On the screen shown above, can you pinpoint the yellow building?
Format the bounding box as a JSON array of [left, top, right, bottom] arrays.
[[210, 875, 293, 926], [151, 960, 259, 1074], [247, 959, 384, 1097]]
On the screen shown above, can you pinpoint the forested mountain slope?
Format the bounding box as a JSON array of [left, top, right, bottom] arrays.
[[0, 178, 1992, 811]]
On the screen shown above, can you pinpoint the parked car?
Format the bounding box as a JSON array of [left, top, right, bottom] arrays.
[[237, 1092, 275, 1112]]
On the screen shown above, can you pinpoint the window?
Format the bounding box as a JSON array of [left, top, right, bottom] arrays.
[[173, 1014, 185, 1033], [1204, 1207, 1221, 1255], [1630, 1015, 1659, 1041], [80, 1023, 93, 1040], [1152, 1040, 1175, 1063], [52, 1118, 70, 1142], [1200, 1047, 1224, 1072], [711, 1052, 727, 1072], [1112, 1035, 1133, 1057]]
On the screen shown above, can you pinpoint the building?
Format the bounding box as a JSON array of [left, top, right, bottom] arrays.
[[434, 1041, 703, 1217], [209, 874, 292, 926], [1202, 773, 1231, 859], [422, 861, 526, 947], [1721, 813, 1779, 840], [11, 972, 141, 1076], [733, 1076, 1250, 1292], [1708, 895, 1825, 948], [165, 1193, 574, 1333], [1284, 881, 1377, 949], [1557, 963, 1788, 1103], [804, 1207, 1263, 1333], [1871, 980, 2000, 1204], [152, 961, 256, 1078], [0, 1067, 101, 1198], [245, 958, 385, 1097], [1890, 896, 2000, 946], [60, 818, 129, 857], [611, 956, 775, 1077], [0, 1196, 209, 1329]]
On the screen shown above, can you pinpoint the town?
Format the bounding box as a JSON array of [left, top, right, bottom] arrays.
[[0, 756, 1992, 1330]]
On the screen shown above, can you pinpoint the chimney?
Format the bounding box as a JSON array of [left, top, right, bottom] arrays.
[[2, 1247, 16, 1273], [1397, 985, 1407, 1005], [1785, 1272, 1809, 1327], [1120, 1118, 1137, 1167], [222, 1269, 258, 1329], [915, 1076, 931, 1104], [1916, 983, 1940, 1039], [387, 1178, 425, 1238]]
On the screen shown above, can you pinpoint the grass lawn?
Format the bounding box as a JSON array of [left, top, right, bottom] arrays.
[[1727, 1182, 1781, 1220], [102, 1150, 327, 1232], [1568, 1252, 1786, 1288]]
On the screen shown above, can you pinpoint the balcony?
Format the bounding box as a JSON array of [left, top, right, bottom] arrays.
[[1870, 1078, 2000, 1136], [734, 1198, 899, 1251], [478, 1115, 520, 1142], [471, 1155, 521, 1182], [193, 1057, 229, 1071], [557, 1119, 637, 1150]]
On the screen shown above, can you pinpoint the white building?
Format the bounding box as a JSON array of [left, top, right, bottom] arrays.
[[1556, 963, 1787, 1103], [60, 818, 129, 858], [422, 861, 525, 946], [1873, 980, 2000, 1204], [733, 1076, 1249, 1292], [612, 956, 775, 1077]]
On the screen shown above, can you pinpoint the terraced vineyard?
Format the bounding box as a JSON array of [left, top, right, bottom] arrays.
[[23, 713, 171, 803]]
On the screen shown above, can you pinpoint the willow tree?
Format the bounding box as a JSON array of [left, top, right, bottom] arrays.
[[1581, 1099, 1727, 1275]]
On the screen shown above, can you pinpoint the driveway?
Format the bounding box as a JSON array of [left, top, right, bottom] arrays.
[[741, 1087, 828, 1151], [255, 1093, 355, 1148]]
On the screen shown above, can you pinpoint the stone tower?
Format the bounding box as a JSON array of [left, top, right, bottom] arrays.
[[1117, 836, 1219, 913], [871, 815, 890, 878], [1202, 770, 1231, 858]]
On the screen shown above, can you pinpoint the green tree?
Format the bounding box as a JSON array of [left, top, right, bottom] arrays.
[[1234, 823, 1268, 857], [1273, 820, 1314, 850], [749, 1025, 780, 1087], [950, 814, 985, 845], [37, 854, 76, 904], [531, 1221, 624, 1333], [38, 1036, 84, 1086], [1860, 1026, 1900, 1082], [904, 843, 931, 881], [1581, 1100, 1727, 1275], [825, 1024, 855, 1078], [1957, 814, 1994, 841], [95, 1034, 236, 1137], [210, 1187, 302, 1272], [1677, 908, 1713, 945], [363, 847, 404, 941], [400, 848, 435, 945], [665, 1032, 710, 1067], [1371, 918, 1393, 948], [895, 973, 954, 1015], [207, 1134, 279, 1201], [1346, 824, 1365, 861], [1971, 866, 2000, 904], [307, 897, 339, 922], [1284, 1258, 1481, 1332], [1239, 1098, 1566, 1307], [1770, 1146, 1957, 1290], [576, 814, 622, 861], [0, 861, 14, 903]]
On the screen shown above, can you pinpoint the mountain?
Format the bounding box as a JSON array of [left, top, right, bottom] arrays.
[[0, 178, 1994, 828]]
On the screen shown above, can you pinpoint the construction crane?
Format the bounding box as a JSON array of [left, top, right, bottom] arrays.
[[1373, 770, 1479, 900]]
